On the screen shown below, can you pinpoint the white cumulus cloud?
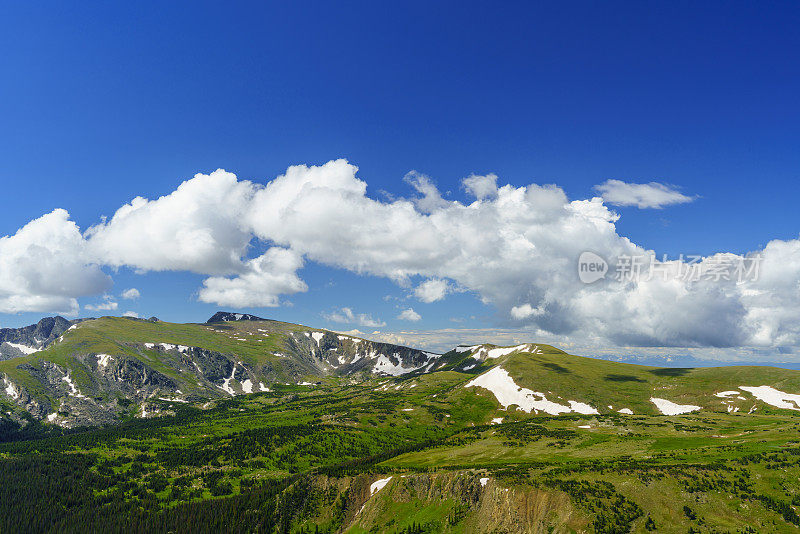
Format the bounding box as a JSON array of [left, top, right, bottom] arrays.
[[414, 279, 450, 303], [595, 179, 695, 209], [198, 248, 307, 308], [121, 288, 140, 300], [462, 173, 498, 200], [323, 307, 386, 327], [85, 295, 119, 312], [398, 308, 422, 322], [510, 303, 545, 320], [0, 209, 110, 315], [85, 169, 255, 274]]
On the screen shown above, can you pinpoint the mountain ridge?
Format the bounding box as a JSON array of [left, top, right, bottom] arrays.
[[0, 316, 79, 361], [1, 313, 800, 432]]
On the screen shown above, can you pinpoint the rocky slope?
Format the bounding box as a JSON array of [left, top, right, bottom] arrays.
[[0, 313, 441, 428], [0, 316, 77, 360]]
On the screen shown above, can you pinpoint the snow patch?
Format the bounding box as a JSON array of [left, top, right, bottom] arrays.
[[4, 342, 38, 355], [219, 363, 238, 396], [372, 354, 419, 376], [650, 398, 701, 415], [485, 344, 531, 359], [96, 354, 113, 368], [4, 379, 19, 400], [311, 332, 325, 345], [618, 408, 633, 415], [479, 477, 489, 487], [714, 391, 740, 398], [464, 367, 596, 415], [62, 375, 86, 398], [568, 401, 599, 415], [490, 417, 503, 424], [241, 379, 254, 394], [370, 477, 392, 495], [158, 397, 187, 403], [739, 385, 800, 411], [259, 382, 270, 392]]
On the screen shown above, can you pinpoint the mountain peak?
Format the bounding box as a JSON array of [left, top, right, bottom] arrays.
[[206, 311, 267, 323]]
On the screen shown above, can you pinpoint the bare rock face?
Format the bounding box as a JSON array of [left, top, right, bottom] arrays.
[[0, 316, 76, 360], [206, 311, 267, 323], [290, 472, 586, 533], [1, 371, 51, 420], [284, 330, 439, 377]]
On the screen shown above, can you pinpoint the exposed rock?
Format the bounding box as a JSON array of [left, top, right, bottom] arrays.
[[0, 316, 76, 360], [207, 311, 268, 323]]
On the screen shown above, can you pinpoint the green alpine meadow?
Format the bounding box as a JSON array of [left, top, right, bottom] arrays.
[[2, 313, 800, 533]]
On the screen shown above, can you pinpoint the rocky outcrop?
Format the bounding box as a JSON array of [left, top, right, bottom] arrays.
[[0, 316, 77, 360], [206, 311, 268, 323], [285, 331, 440, 377], [1, 372, 51, 420], [273, 471, 587, 533]]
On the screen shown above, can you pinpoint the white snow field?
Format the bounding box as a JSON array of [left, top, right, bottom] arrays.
[[464, 366, 598, 415], [739, 385, 800, 410], [650, 397, 701, 415]]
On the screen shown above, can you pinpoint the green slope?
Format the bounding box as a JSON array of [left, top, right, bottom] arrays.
[[434, 345, 800, 420]]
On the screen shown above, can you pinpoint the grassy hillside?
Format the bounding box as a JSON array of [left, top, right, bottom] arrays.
[[437, 345, 800, 419], [1, 373, 799, 532]]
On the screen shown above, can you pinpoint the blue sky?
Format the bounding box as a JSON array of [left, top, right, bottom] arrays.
[[2, 2, 800, 359]]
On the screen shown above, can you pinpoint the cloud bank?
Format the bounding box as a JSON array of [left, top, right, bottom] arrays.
[[2, 159, 799, 355]]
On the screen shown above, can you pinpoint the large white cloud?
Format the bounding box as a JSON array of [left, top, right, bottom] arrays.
[[3, 159, 800, 355], [197, 248, 307, 308], [0, 209, 110, 315], [85, 169, 255, 274], [414, 279, 450, 303]]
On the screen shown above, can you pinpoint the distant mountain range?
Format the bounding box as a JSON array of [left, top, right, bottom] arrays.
[[606, 352, 800, 371], [1, 312, 800, 431]]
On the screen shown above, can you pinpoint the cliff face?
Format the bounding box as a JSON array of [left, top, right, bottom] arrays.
[[273, 471, 588, 533], [0, 316, 75, 360]]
